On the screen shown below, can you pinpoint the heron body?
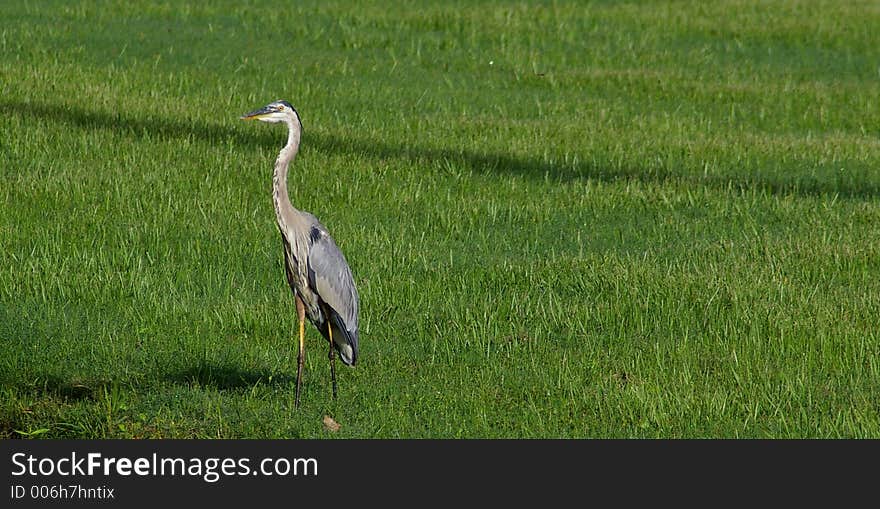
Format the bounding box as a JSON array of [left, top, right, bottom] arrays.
[[242, 100, 359, 407]]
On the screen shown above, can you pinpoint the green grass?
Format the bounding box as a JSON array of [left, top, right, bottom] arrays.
[[2, 0, 879, 438]]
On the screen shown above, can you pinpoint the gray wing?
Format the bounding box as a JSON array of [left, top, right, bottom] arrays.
[[306, 227, 360, 360]]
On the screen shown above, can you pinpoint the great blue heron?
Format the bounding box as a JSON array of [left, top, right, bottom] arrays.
[[241, 100, 359, 408]]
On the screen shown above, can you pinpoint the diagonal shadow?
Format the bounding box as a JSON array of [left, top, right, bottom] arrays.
[[165, 361, 292, 390], [2, 100, 877, 199], [3, 374, 104, 402]]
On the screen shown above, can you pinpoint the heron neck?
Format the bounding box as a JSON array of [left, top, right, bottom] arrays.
[[272, 118, 302, 231]]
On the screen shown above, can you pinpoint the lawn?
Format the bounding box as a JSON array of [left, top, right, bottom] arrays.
[[1, 0, 879, 438]]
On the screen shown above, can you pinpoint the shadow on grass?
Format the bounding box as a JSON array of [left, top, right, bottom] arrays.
[[2, 100, 878, 199], [0, 375, 106, 438], [5, 374, 102, 402], [166, 361, 292, 390]]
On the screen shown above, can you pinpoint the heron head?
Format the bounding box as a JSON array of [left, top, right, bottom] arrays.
[[240, 100, 297, 124]]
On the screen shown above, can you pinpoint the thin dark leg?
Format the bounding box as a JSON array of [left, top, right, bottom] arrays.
[[295, 295, 306, 409], [328, 323, 338, 399]]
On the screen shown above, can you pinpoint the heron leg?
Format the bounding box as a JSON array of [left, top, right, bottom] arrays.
[[328, 323, 338, 399], [295, 294, 306, 409]]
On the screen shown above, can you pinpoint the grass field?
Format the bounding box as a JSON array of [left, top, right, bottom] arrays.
[[2, 0, 879, 438]]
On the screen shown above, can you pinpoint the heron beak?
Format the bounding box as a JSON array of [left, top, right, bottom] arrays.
[[240, 105, 273, 120]]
